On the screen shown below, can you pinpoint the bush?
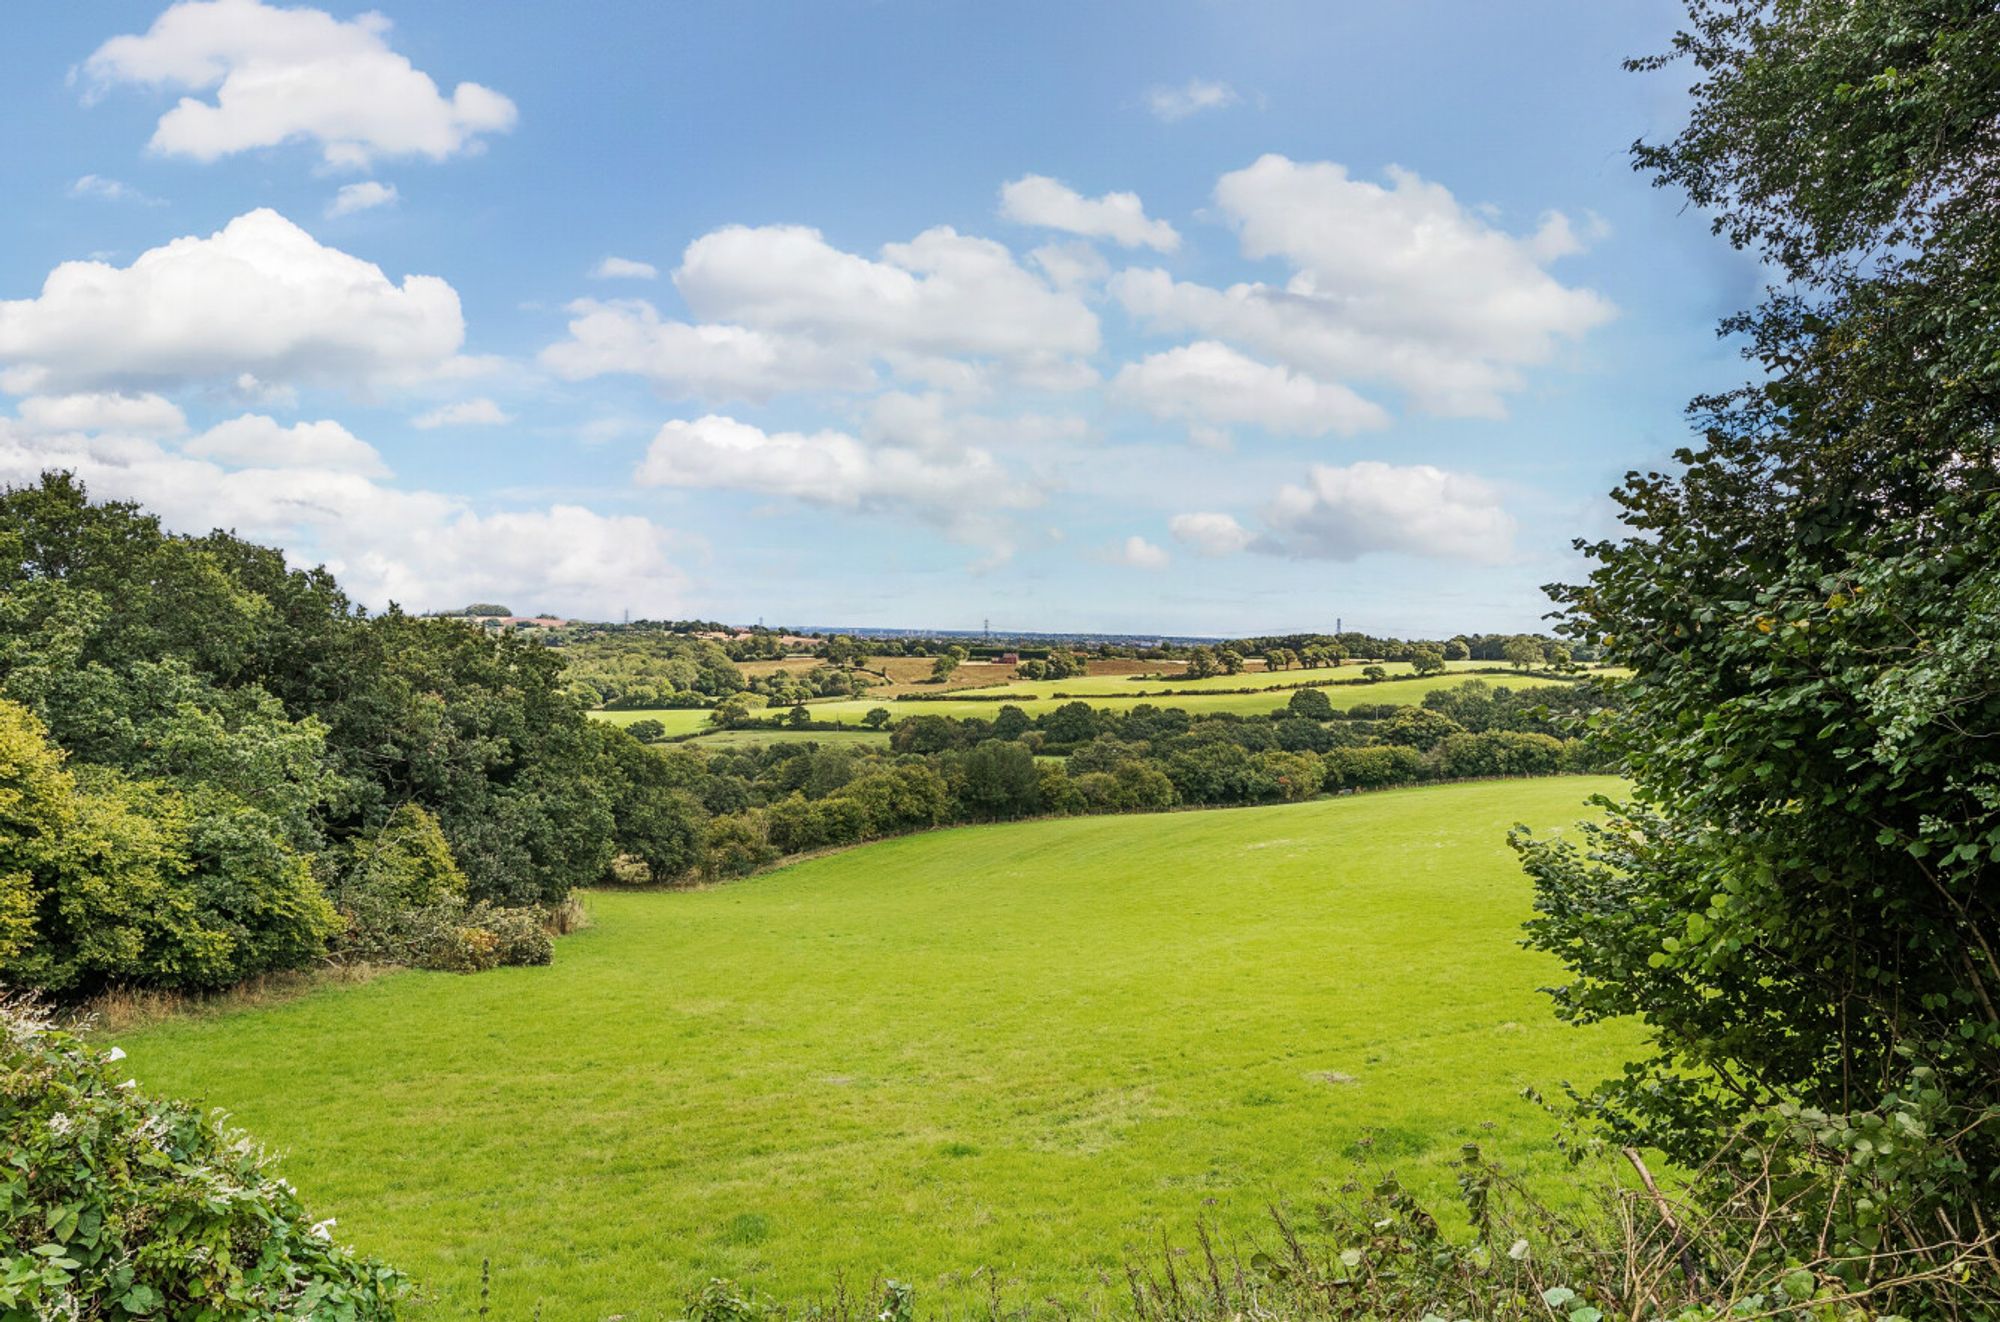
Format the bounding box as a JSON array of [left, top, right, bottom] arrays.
[[465, 903, 554, 967], [0, 1000, 406, 1319]]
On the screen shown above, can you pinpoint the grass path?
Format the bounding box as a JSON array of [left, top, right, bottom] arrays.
[[115, 779, 1636, 1318]]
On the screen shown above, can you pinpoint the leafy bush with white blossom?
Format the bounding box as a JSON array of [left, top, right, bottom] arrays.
[[0, 1000, 405, 1319]]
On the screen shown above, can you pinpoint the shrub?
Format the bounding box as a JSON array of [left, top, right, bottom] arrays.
[[465, 903, 554, 967], [0, 1000, 406, 1319]]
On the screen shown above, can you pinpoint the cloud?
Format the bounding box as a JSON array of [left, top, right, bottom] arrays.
[[327, 180, 398, 217], [1257, 461, 1517, 562], [591, 256, 659, 280], [636, 414, 1039, 530], [0, 208, 467, 395], [83, 0, 517, 169], [860, 391, 1089, 453], [540, 298, 868, 400], [545, 222, 1100, 400], [0, 415, 684, 619], [14, 392, 185, 435], [1108, 534, 1170, 570], [1112, 155, 1614, 418], [1147, 78, 1240, 122], [1113, 340, 1389, 441], [183, 412, 389, 476], [69, 174, 162, 205], [675, 223, 1099, 381], [411, 397, 511, 428], [1168, 511, 1253, 556], [999, 175, 1179, 251], [1028, 241, 1111, 292]]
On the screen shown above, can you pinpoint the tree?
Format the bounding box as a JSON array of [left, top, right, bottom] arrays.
[[1217, 648, 1246, 675], [861, 706, 892, 730], [991, 704, 1031, 741], [1286, 686, 1333, 720], [626, 718, 666, 743], [1501, 636, 1544, 670], [1514, 2, 2000, 1302], [952, 741, 1040, 820], [929, 654, 960, 682], [1409, 646, 1446, 677], [1361, 665, 1387, 682], [1443, 639, 1471, 662], [786, 703, 812, 728]]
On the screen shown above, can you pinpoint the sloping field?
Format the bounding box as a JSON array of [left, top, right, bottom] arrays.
[[115, 779, 1634, 1319]]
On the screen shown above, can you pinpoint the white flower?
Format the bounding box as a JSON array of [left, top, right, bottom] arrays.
[[309, 1218, 337, 1241], [104, 1046, 126, 1062], [47, 1112, 74, 1137]]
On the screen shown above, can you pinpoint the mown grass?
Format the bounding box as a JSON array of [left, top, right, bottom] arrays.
[[114, 778, 1635, 1319]]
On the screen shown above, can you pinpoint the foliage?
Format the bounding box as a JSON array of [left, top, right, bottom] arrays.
[[1517, 2, 2000, 1311], [0, 999, 405, 1319]]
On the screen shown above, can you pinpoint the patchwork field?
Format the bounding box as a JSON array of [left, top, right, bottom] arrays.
[[115, 779, 1635, 1319], [594, 668, 1577, 740]]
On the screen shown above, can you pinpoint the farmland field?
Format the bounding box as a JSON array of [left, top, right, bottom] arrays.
[[115, 778, 1635, 1319], [592, 669, 1577, 739]]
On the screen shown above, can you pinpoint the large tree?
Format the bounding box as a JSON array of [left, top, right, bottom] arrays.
[[1516, 0, 2000, 1297]]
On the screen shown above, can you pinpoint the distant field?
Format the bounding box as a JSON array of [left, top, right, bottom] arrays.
[[592, 669, 1585, 739], [116, 779, 1634, 1318], [681, 727, 891, 750]]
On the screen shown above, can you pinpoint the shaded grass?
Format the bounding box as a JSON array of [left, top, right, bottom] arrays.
[[114, 778, 1634, 1319]]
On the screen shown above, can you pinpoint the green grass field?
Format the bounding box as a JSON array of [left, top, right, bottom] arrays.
[[114, 779, 1634, 1319], [680, 727, 892, 750], [593, 670, 1576, 739]]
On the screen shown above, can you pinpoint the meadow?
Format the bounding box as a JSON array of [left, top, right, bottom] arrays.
[[115, 778, 1636, 1319], [595, 668, 1577, 740]]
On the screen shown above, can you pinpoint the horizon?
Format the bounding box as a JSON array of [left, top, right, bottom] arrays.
[[0, 1, 1732, 637]]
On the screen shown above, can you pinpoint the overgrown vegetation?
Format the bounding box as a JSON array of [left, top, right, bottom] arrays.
[[0, 999, 404, 1319], [0, 475, 699, 996], [1506, 1, 2000, 1315]]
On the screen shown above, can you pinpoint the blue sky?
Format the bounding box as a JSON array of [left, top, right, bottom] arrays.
[[0, 0, 1750, 635]]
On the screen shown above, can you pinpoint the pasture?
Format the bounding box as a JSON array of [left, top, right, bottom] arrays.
[[593, 669, 1577, 741], [115, 778, 1635, 1319]]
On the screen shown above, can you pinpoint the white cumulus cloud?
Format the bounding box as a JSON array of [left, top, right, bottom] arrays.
[[83, 0, 517, 169], [411, 397, 512, 429], [591, 256, 659, 280], [1147, 78, 1240, 122], [675, 223, 1099, 382], [327, 181, 398, 217], [1108, 534, 1170, 570], [1114, 340, 1388, 441], [0, 414, 684, 619], [1168, 511, 1254, 556], [636, 414, 1039, 530], [1259, 461, 1517, 562], [999, 175, 1179, 251], [183, 413, 389, 476], [0, 209, 468, 395], [15, 392, 186, 435], [1113, 155, 1614, 418], [540, 298, 868, 401]]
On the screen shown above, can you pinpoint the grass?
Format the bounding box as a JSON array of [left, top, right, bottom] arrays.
[[681, 727, 892, 750], [114, 778, 1636, 1319], [592, 670, 1578, 741]]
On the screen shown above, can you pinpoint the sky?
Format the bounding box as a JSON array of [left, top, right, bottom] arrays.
[[0, 0, 1756, 636]]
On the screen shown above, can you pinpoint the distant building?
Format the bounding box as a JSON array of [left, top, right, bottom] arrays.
[[999, 651, 1021, 665]]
